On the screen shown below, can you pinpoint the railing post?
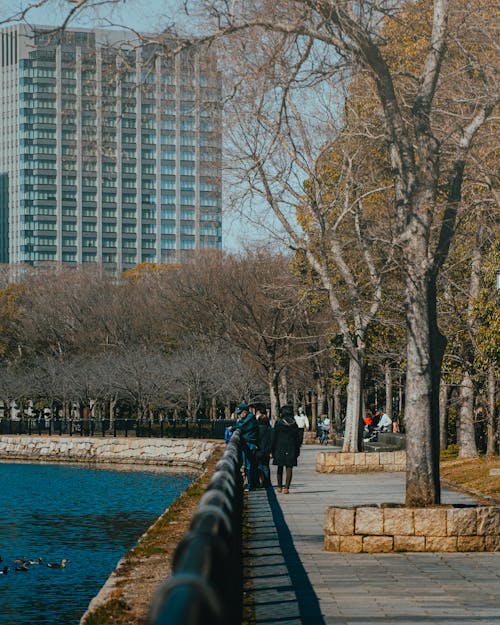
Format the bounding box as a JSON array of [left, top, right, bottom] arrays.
[[146, 429, 243, 625]]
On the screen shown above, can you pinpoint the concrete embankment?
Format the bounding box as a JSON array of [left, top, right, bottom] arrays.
[[0, 435, 217, 469]]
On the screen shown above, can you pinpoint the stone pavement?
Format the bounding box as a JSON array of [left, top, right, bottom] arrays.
[[243, 444, 500, 625]]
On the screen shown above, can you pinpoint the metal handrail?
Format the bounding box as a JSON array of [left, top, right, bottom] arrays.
[[0, 417, 234, 440], [147, 429, 243, 625]]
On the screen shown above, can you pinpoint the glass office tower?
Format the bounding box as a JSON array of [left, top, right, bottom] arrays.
[[0, 25, 222, 271]]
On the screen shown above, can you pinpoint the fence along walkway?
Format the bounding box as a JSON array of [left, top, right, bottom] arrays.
[[244, 444, 500, 625], [0, 417, 232, 439]]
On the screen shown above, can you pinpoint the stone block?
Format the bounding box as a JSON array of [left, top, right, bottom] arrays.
[[384, 508, 414, 535], [339, 535, 363, 553], [414, 508, 447, 537], [447, 507, 477, 536], [394, 535, 425, 552], [324, 507, 336, 533], [324, 535, 340, 552], [335, 508, 355, 535], [355, 507, 384, 535], [476, 507, 500, 535], [354, 452, 367, 466], [379, 451, 395, 465], [385, 464, 404, 473], [339, 452, 355, 466], [362, 536, 393, 553], [394, 450, 406, 466], [365, 453, 381, 466], [484, 535, 500, 551], [425, 536, 457, 552], [457, 536, 486, 552]]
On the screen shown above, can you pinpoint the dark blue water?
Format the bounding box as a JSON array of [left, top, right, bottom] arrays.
[[0, 462, 193, 625]]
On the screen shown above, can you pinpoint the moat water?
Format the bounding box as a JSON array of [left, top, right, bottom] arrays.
[[0, 462, 193, 625]]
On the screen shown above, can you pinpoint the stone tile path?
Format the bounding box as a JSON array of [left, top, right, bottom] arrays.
[[244, 445, 500, 625]]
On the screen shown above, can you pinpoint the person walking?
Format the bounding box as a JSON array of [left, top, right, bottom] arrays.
[[271, 404, 300, 494], [255, 405, 272, 487], [294, 406, 310, 446], [232, 402, 259, 490]]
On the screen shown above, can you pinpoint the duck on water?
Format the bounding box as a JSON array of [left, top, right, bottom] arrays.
[[47, 559, 69, 569]]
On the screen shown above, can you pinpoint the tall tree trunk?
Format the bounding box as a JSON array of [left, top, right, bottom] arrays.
[[342, 352, 364, 452], [311, 392, 317, 429], [439, 379, 448, 450], [457, 370, 478, 458], [109, 399, 116, 429], [278, 369, 288, 407], [486, 365, 497, 456], [404, 266, 444, 506], [333, 385, 342, 433], [327, 392, 333, 422], [268, 370, 279, 423], [384, 361, 393, 419], [316, 379, 326, 417]]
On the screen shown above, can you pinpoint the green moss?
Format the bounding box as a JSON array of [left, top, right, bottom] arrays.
[[81, 599, 131, 625]]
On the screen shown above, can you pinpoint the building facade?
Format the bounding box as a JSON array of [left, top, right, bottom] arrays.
[[0, 25, 222, 271]]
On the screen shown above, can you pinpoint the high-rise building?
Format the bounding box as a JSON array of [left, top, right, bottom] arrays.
[[0, 24, 222, 271]]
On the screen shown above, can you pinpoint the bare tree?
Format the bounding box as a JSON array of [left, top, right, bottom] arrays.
[[169, 0, 499, 504]]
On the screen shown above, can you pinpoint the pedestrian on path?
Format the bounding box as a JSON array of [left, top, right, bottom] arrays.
[[294, 406, 310, 446], [232, 402, 259, 490], [271, 404, 300, 494], [255, 405, 272, 487]]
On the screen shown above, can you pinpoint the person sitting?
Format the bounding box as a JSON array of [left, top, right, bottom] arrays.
[[319, 417, 331, 445], [363, 413, 375, 438], [375, 410, 392, 432]]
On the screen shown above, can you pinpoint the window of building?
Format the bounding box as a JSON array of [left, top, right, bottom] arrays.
[[180, 238, 195, 250], [161, 178, 176, 190], [161, 239, 176, 249], [161, 224, 176, 235]]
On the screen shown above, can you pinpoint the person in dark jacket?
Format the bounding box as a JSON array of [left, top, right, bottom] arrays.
[[232, 402, 259, 490], [255, 405, 272, 487], [271, 404, 300, 494]]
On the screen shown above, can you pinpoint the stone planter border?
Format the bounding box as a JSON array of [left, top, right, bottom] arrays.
[[317, 450, 406, 473], [324, 504, 499, 553]]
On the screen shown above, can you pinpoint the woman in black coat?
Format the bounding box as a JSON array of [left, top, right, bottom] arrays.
[[271, 404, 301, 494]]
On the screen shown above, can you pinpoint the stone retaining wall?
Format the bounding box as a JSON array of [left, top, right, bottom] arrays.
[[324, 504, 500, 553], [317, 450, 406, 473], [0, 436, 217, 469]]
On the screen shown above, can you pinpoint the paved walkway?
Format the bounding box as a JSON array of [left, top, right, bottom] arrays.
[[243, 445, 500, 625]]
